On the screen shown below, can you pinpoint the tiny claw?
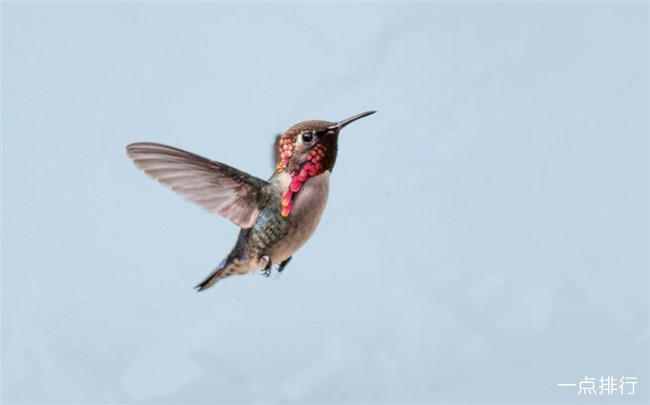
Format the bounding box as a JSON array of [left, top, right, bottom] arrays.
[[260, 255, 272, 277]]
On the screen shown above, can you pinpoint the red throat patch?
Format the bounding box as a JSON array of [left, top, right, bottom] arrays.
[[280, 143, 326, 217], [276, 136, 294, 173]]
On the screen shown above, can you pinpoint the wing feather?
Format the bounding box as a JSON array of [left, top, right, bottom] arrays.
[[126, 142, 272, 228]]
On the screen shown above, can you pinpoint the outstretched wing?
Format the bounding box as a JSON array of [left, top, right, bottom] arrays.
[[272, 133, 282, 171], [126, 142, 272, 228]]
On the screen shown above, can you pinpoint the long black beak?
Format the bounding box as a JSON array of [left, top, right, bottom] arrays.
[[329, 110, 376, 130]]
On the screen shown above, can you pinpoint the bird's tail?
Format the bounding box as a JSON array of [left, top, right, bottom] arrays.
[[195, 257, 253, 291]]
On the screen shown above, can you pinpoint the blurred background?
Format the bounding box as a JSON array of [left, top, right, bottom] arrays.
[[3, 1, 647, 403]]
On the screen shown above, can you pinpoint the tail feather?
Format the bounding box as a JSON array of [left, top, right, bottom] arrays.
[[195, 258, 252, 291]]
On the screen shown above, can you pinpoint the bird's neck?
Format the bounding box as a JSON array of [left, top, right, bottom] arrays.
[[278, 149, 328, 217]]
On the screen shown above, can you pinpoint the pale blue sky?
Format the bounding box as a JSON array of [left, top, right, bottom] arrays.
[[3, 2, 648, 403]]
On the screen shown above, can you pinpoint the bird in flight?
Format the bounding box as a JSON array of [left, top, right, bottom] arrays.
[[126, 111, 376, 291]]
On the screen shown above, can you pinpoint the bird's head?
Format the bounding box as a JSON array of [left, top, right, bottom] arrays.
[[275, 110, 376, 175]]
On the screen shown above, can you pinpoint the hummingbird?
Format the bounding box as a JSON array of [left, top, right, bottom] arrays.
[[126, 110, 376, 291]]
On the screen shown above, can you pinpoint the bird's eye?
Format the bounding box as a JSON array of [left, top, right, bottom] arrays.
[[301, 132, 314, 143]]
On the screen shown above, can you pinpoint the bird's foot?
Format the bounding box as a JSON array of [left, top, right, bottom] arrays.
[[260, 255, 272, 277], [277, 256, 292, 273]]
